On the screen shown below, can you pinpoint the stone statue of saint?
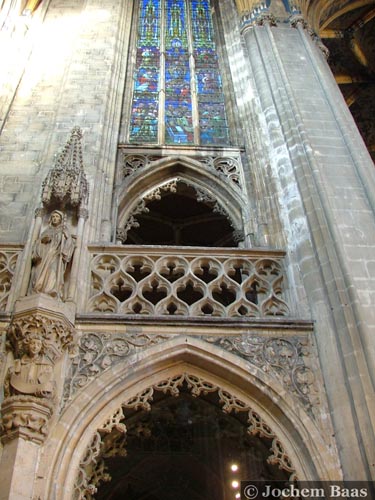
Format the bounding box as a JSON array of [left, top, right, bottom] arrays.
[[6, 337, 55, 399], [31, 210, 75, 299]]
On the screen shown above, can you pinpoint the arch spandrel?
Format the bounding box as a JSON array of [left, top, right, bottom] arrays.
[[38, 336, 342, 500]]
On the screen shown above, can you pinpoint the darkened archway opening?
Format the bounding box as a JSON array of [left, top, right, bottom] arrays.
[[125, 183, 238, 247], [95, 391, 288, 500]]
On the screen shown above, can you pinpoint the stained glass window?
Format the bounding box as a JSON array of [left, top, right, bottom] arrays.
[[129, 0, 230, 146]]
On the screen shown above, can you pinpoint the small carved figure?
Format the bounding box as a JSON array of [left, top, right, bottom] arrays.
[[31, 210, 75, 299], [6, 337, 55, 399]]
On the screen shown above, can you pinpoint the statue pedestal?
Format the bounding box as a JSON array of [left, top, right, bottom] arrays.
[[0, 295, 76, 499], [14, 293, 76, 325]]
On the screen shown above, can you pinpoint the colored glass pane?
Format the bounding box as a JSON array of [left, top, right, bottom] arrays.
[[192, 0, 229, 145], [165, 0, 192, 144], [129, 0, 230, 146], [130, 0, 161, 143]]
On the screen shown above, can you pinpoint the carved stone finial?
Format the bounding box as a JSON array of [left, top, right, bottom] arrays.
[[41, 127, 89, 210]]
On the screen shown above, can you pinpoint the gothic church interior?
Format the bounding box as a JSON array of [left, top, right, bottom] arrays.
[[0, 1, 374, 499]]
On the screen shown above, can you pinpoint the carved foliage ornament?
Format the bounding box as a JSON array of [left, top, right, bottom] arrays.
[[208, 334, 319, 410], [121, 153, 244, 193], [74, 373, 298, 498], [7, 313, 75, 362], [0, 395, 54, 444], [64, 330, 317, 414], [116, 199, 149, 244], [63, 332, 171, 404]]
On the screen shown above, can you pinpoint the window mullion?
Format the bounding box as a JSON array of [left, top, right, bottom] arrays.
[[159, 1, 166, 144], [186, 1, 200, 145]]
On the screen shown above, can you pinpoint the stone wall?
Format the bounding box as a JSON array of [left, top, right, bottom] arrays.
[[0, 0, 132, 243], [0, 1, 375, 497]]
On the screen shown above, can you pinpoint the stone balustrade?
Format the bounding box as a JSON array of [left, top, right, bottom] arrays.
[[87, 246, 289, 318]]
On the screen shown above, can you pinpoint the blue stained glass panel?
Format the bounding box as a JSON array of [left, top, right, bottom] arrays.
[[129, 0, 230, 145], [165, 0, 193, 145], [139, 0, 160, 45], [192, 0, 230, 144], [130, 0, 161, 143], [191, 0, 214, 47], [165, 99, 193, 144], [166, 0, 187, 44]]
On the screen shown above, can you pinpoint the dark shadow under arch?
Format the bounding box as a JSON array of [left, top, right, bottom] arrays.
[[95, 391, 289, 500], [115, 156, 245, 241], [125, 181, 238, 246]]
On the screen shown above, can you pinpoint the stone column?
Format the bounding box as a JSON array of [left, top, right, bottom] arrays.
[[234, 2, 375, 480], [67, 207, 89, 302], [0, 434, 43, 500], [8, 207, 44, 305]]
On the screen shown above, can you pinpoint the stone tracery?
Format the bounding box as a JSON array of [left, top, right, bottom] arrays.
[[87, 249, 289, 317], [120, 152, 244, 193], [73, 372, 298, 499], [116, 152, 247, 247], [0, 248, 20, 311]]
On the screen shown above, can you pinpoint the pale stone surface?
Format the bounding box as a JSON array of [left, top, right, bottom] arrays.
[[0, 0, 375, 497], [0, 438, 40, 500]]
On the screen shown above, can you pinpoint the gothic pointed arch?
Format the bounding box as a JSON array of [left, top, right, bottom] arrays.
[[115, 155, 245, 246], [38, 337, 341, 500]]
